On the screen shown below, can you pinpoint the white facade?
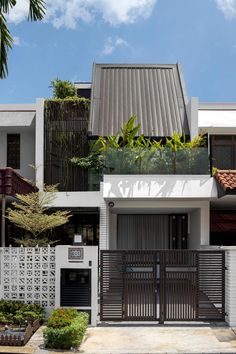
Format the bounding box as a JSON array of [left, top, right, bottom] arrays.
[[1, 87, 236, 327]]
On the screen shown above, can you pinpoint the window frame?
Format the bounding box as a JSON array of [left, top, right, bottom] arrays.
[[7, 134, 21, 169], [211, 135, 236, 170]]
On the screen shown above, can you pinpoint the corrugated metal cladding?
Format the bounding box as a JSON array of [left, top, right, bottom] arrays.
[[89, 64, 189, 137]]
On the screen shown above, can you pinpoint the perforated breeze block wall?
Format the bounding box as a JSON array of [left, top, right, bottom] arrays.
[[0, 247, 56, 314]]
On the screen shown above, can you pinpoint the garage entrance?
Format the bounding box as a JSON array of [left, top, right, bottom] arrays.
[[100, 250, 225, 323]]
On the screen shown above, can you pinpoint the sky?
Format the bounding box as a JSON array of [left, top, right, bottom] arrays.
[[1, 0, 236, 103]]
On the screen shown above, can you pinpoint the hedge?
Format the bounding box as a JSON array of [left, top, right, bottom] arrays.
[[43, 309, 89, 349], [0, 300, 45, 326]]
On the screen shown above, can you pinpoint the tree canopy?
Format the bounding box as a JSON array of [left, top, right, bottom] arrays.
[[6, 184, 71, 246]]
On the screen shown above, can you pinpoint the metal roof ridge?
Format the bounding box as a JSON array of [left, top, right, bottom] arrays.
[[93, 63, 178, 68]]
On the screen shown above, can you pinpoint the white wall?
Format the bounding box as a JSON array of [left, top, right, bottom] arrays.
[[103, 175, 218, 199], [35, 98, 44, 187], [225, 248, 236, 327], [53, 191, 102, 208], [198, 103, 236, 134], [187, 97, 199, 138], [55, 246, 98, 326], [0, 105, 36, 182], [0, 128, 35, 182]]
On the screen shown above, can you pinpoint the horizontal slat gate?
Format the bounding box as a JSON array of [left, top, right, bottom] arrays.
[[198, 251, 225, 321], [100, 251, 124, 321], [100, 250, 225, 322]]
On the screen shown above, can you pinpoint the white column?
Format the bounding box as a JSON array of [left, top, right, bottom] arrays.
[[186, 97, 199, 139], [225, 249, 236, 326], [35, 98, 44, 188], [99, 199, 109, 250], [200, 202, 210, 246], [99, 182, 109, 250]]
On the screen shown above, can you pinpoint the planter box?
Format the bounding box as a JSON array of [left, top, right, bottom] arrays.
[[0, 319, 40, 346]]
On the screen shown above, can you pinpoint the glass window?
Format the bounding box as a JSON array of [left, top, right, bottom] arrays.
[[211, 135, 236, 169], [7, 134, 20, 169], [212, 145, 233, 169]]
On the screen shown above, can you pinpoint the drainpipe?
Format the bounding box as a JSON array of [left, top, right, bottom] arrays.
[[1, 195, 6, 247]]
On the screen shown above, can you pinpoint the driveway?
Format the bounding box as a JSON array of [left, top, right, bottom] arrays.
[[79, 324, 236, 354]]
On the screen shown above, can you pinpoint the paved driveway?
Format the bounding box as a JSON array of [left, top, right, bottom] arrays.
[[79, 324, 236, 354]]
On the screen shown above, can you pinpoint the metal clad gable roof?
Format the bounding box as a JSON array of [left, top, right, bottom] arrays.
[[89, 64, 189, 137]]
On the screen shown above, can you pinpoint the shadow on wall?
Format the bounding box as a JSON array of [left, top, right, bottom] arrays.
[[103, 176, 217, 199]]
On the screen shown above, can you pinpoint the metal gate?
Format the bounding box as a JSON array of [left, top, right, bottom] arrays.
[[100, 250, 225, 322]]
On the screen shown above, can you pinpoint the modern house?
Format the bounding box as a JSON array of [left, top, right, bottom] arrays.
[[0, 63, 236, 326]]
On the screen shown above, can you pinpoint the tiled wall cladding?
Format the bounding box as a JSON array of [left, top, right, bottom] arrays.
[[0, 247, 55, 308]]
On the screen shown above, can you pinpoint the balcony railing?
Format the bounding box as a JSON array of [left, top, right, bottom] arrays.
[[103, 147, 209, 175]]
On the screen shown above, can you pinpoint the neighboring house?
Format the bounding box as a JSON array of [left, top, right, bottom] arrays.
[[0, 63, 236, 326]]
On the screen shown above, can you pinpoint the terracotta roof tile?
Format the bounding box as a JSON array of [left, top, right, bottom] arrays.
[[214, 170, 236, 194]]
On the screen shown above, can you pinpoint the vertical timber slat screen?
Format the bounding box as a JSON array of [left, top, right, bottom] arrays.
[[44, 101, 89, 191], [100, 250, 225, 322]]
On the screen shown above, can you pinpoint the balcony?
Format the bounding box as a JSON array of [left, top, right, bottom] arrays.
[[103, 147, 209, 175]]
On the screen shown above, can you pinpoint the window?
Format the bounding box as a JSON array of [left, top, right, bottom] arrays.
[[211, 135, 236, 170], [7, 134, 20, 169]]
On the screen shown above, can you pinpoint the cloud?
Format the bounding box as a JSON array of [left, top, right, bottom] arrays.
[[101, 36, 130, 55], [13, 36, 21, 46], [12, 35, 28, 47], [213, 0, 236, 19], [7, 0, 157, 28]]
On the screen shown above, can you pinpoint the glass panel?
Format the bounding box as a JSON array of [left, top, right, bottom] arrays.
[[103, 147, 209, 175], [212, 145, 233, 169]]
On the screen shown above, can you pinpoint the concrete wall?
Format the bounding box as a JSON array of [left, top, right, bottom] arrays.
[[189, 209, 201, 249], [53, 191, 102, 208], [186, 97, 199, 139], [35, 98, 44, 187], [55, 246, 98, 326], [225, 248, 236, 327], [0, 104, 37, 182], [103, 175, 218, 200], [0, 128, 35, 182], [198, 103, 236, 134]]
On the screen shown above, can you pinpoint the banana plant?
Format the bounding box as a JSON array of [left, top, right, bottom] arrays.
[[71, 115, 207, 174]]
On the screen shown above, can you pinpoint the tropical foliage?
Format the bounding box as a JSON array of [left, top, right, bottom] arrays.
[[71, 115, 208, 175], [6, 184, 71, 246], [0, 0, 46, 78], [50, 78, 77, 99]]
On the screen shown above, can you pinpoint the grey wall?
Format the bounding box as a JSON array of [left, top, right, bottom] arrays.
[[0, 128, 35, 182], [189, 209, 201, 249]]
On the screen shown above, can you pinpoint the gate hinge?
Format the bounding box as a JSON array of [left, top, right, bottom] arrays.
[[225, 266, 228, 270], [225, 312, 228, 316]]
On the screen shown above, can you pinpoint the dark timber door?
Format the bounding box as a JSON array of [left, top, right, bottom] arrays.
[[100, 250, 225, 322]]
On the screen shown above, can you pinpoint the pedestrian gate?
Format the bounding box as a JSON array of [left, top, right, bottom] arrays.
[[100, 250, 225, 322]]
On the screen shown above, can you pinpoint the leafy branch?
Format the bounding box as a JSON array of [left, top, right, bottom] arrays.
[[0, 0, 46, 78]]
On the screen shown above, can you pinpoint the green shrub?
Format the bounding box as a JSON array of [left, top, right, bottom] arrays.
[[14, 310, 40, 326], [50, 78, 77, 99], [43, 310, 89, 349], [47, 308, 78, 328], [0, 300, 45, 325]]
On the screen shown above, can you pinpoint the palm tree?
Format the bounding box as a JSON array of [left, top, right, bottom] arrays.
[[0, 0, 46, 78]]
